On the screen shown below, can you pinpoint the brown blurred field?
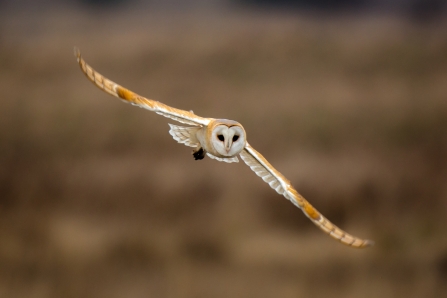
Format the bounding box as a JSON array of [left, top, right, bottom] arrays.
[[1, 8, 447, 298]]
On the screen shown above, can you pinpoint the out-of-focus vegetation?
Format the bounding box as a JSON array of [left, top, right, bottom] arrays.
[[0, 8, 446, 298]]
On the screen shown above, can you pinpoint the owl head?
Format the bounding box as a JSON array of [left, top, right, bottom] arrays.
[[210, 119, 246, 157]]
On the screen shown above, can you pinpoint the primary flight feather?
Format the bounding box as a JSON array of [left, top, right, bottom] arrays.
[[75, 48, 373, 248]]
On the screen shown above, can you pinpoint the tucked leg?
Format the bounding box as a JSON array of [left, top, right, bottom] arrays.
[[192, 147, 206, 160]]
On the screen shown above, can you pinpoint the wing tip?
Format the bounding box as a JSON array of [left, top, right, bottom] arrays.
[[73, 46, 81, 61], [362, 239, 375, 247], [350, 238, 374, 249]]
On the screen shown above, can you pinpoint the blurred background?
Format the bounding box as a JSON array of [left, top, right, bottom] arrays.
[[1, 1, 447, 297]]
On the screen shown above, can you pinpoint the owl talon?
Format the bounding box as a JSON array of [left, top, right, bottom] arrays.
[[193, 147, 205, 160]]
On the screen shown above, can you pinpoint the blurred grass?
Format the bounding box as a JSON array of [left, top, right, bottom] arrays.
[[0, 9, 447, 298]]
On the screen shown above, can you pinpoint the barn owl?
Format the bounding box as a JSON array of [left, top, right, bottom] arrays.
[[75, 48, 373, 248]]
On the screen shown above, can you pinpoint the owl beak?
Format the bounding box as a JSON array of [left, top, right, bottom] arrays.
[[224, 139, 231, 152]]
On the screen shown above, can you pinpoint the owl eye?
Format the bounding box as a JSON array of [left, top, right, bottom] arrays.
[[232, 135, 239, 142], [217, 134, 225, 142]]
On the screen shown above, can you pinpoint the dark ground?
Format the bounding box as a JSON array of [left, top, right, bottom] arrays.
[[0, 8, 447, 298]]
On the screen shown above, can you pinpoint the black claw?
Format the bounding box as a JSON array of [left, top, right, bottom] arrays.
[[193, 147, 205, 160]]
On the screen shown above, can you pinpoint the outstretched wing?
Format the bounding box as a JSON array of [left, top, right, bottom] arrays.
[[75, 48, 211, 127], [240, 143, 374, 248]]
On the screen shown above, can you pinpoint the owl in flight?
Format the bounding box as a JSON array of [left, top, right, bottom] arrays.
[[75, 48, 373, 248]]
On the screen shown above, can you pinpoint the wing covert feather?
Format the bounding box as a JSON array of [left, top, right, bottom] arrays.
[[75, 48, 211, 127], [240, 144, 374, 248]]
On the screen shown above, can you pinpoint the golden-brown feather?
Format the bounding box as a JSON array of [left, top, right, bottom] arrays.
[[74, 48, 210, 126], [240, 144, 374, 248]]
